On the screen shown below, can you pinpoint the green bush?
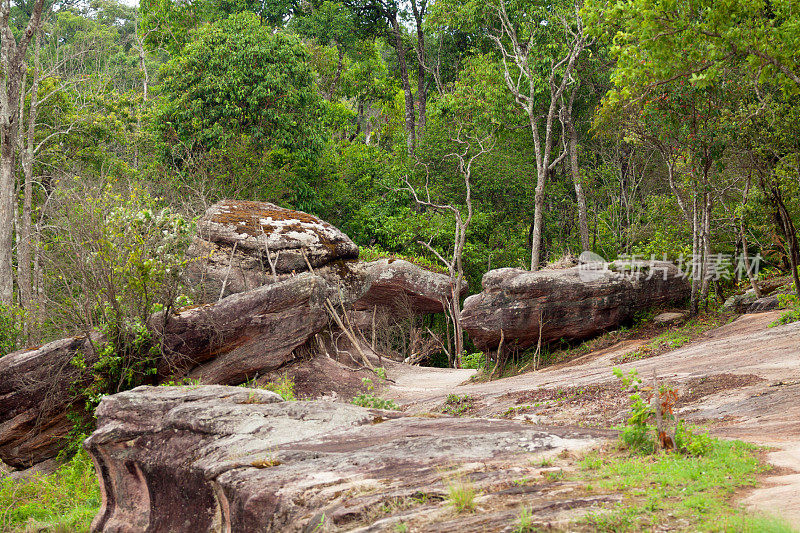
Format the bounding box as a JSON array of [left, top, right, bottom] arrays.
[[771, 294, 800, 327], [462, 352, 486, 370], [0, 304, 24, 357], [351, 393, 399, 410], [0, 450, 100, 531]]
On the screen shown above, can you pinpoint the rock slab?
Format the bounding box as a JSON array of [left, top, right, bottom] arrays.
[[461, 262, 690, 350], [85, 385, 608, 532]]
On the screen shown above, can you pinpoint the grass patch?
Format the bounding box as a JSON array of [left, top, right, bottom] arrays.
[[614, 312, 733, 364], [445, 476, 478, 513], [240, 375, 296, 400], [351, 393, 399, 410], [575, 439, 775, 531], [0, 450, 100, 532], [440, 394, 475, 416]]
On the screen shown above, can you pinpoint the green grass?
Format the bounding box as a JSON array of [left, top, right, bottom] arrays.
[[0, 450, 100, 532], [615, 312, 733, 364], [351, 393, 399, 410], [239, 375, 296, 400], [575, 439, 782, 531], [446, 476, 478, 513]]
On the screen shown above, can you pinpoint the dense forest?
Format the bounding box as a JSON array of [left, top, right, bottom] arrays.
[[0, 0, 798, 355]]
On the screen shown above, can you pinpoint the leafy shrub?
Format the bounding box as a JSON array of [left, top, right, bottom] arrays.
[[0, 304, 24, 357], [462, 352, 486, 370], [674, 422, 714, 456], [351, 393, 399, 410], [43, 183, 195, 434], [441, 394, 475, 416], [771, 294, 800, 327], [0, 449, 100, 531]]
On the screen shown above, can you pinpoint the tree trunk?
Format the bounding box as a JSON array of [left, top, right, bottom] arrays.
[[18, 29, 41, 324], [411, 0, 427, 134], [530, 166, 547, 270], [568, 121, 589, 251], [0, 0, 47, 305], [773, 188, 800, 299], [689, 197, 699, 315], [390, 13, 415, 154]]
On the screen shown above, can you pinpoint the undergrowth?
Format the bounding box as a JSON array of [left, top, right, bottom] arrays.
[[770, 294, 800, 327], [0, 450, 100, 532], [577, 440, 776, 531]]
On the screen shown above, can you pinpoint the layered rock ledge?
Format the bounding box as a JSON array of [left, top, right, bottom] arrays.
[[461, 262, 690, 350], [84, 385, 611, 532]]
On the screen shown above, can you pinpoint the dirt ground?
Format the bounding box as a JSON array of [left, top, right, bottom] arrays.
[[385, 311, 800, 526]]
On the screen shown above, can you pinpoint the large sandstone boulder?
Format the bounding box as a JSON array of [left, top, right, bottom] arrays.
[[151, 272, 331, 384], [462, 262, 690, 350], [0, 334, 103, 468], [85, 385, 611, 532], [186, 200, 359, 299]]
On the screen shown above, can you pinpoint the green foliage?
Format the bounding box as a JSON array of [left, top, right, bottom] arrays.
[[441, 394, 475, 416], [0, 450, 100, 532], [350, 393, 399, 410], [461, 351, 486, 370], [0, 304, 24, 357], [43, 183, 194, 430], [674, 422, 714, 457], [241, 375, 297, 401], [156, 12, 323, 178], [613, 367, 656, 454], [771, 294, 800, 327]]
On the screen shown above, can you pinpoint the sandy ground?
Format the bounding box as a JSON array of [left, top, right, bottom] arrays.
[[386, 311, 800, 526]]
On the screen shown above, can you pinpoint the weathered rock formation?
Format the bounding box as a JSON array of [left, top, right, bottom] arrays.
[[0, 334, 103, 468], [85, 385, 611, 532], [184, 199, 464, 314], [461, 262, 690, 350], [185, 200, 359, 299]]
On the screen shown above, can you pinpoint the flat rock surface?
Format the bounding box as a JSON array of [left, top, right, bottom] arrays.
[[388, 311, 800, 525], [85, 385, 612, 532]]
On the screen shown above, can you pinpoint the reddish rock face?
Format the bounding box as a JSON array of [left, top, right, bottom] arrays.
[[0, 334, 103, 468], [461, 263, 690, 350], [150, 272, 331, 384], [84, 385, 610, 533]]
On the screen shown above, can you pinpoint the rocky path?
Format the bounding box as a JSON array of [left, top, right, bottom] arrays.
[[387, 311, 800, 525]]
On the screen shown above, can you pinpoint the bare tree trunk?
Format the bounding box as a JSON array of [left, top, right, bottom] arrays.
[[739, 175, 761, 297], [699, 193, 712, 307], [689, 197, 699, 315], [390, 12, 415, 154], [0, 0, 47, 305], [530, 166, 547, 270], [567, 120, 589, 251], [18, 29, 41, 327], [411, 0, 427, 134]]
